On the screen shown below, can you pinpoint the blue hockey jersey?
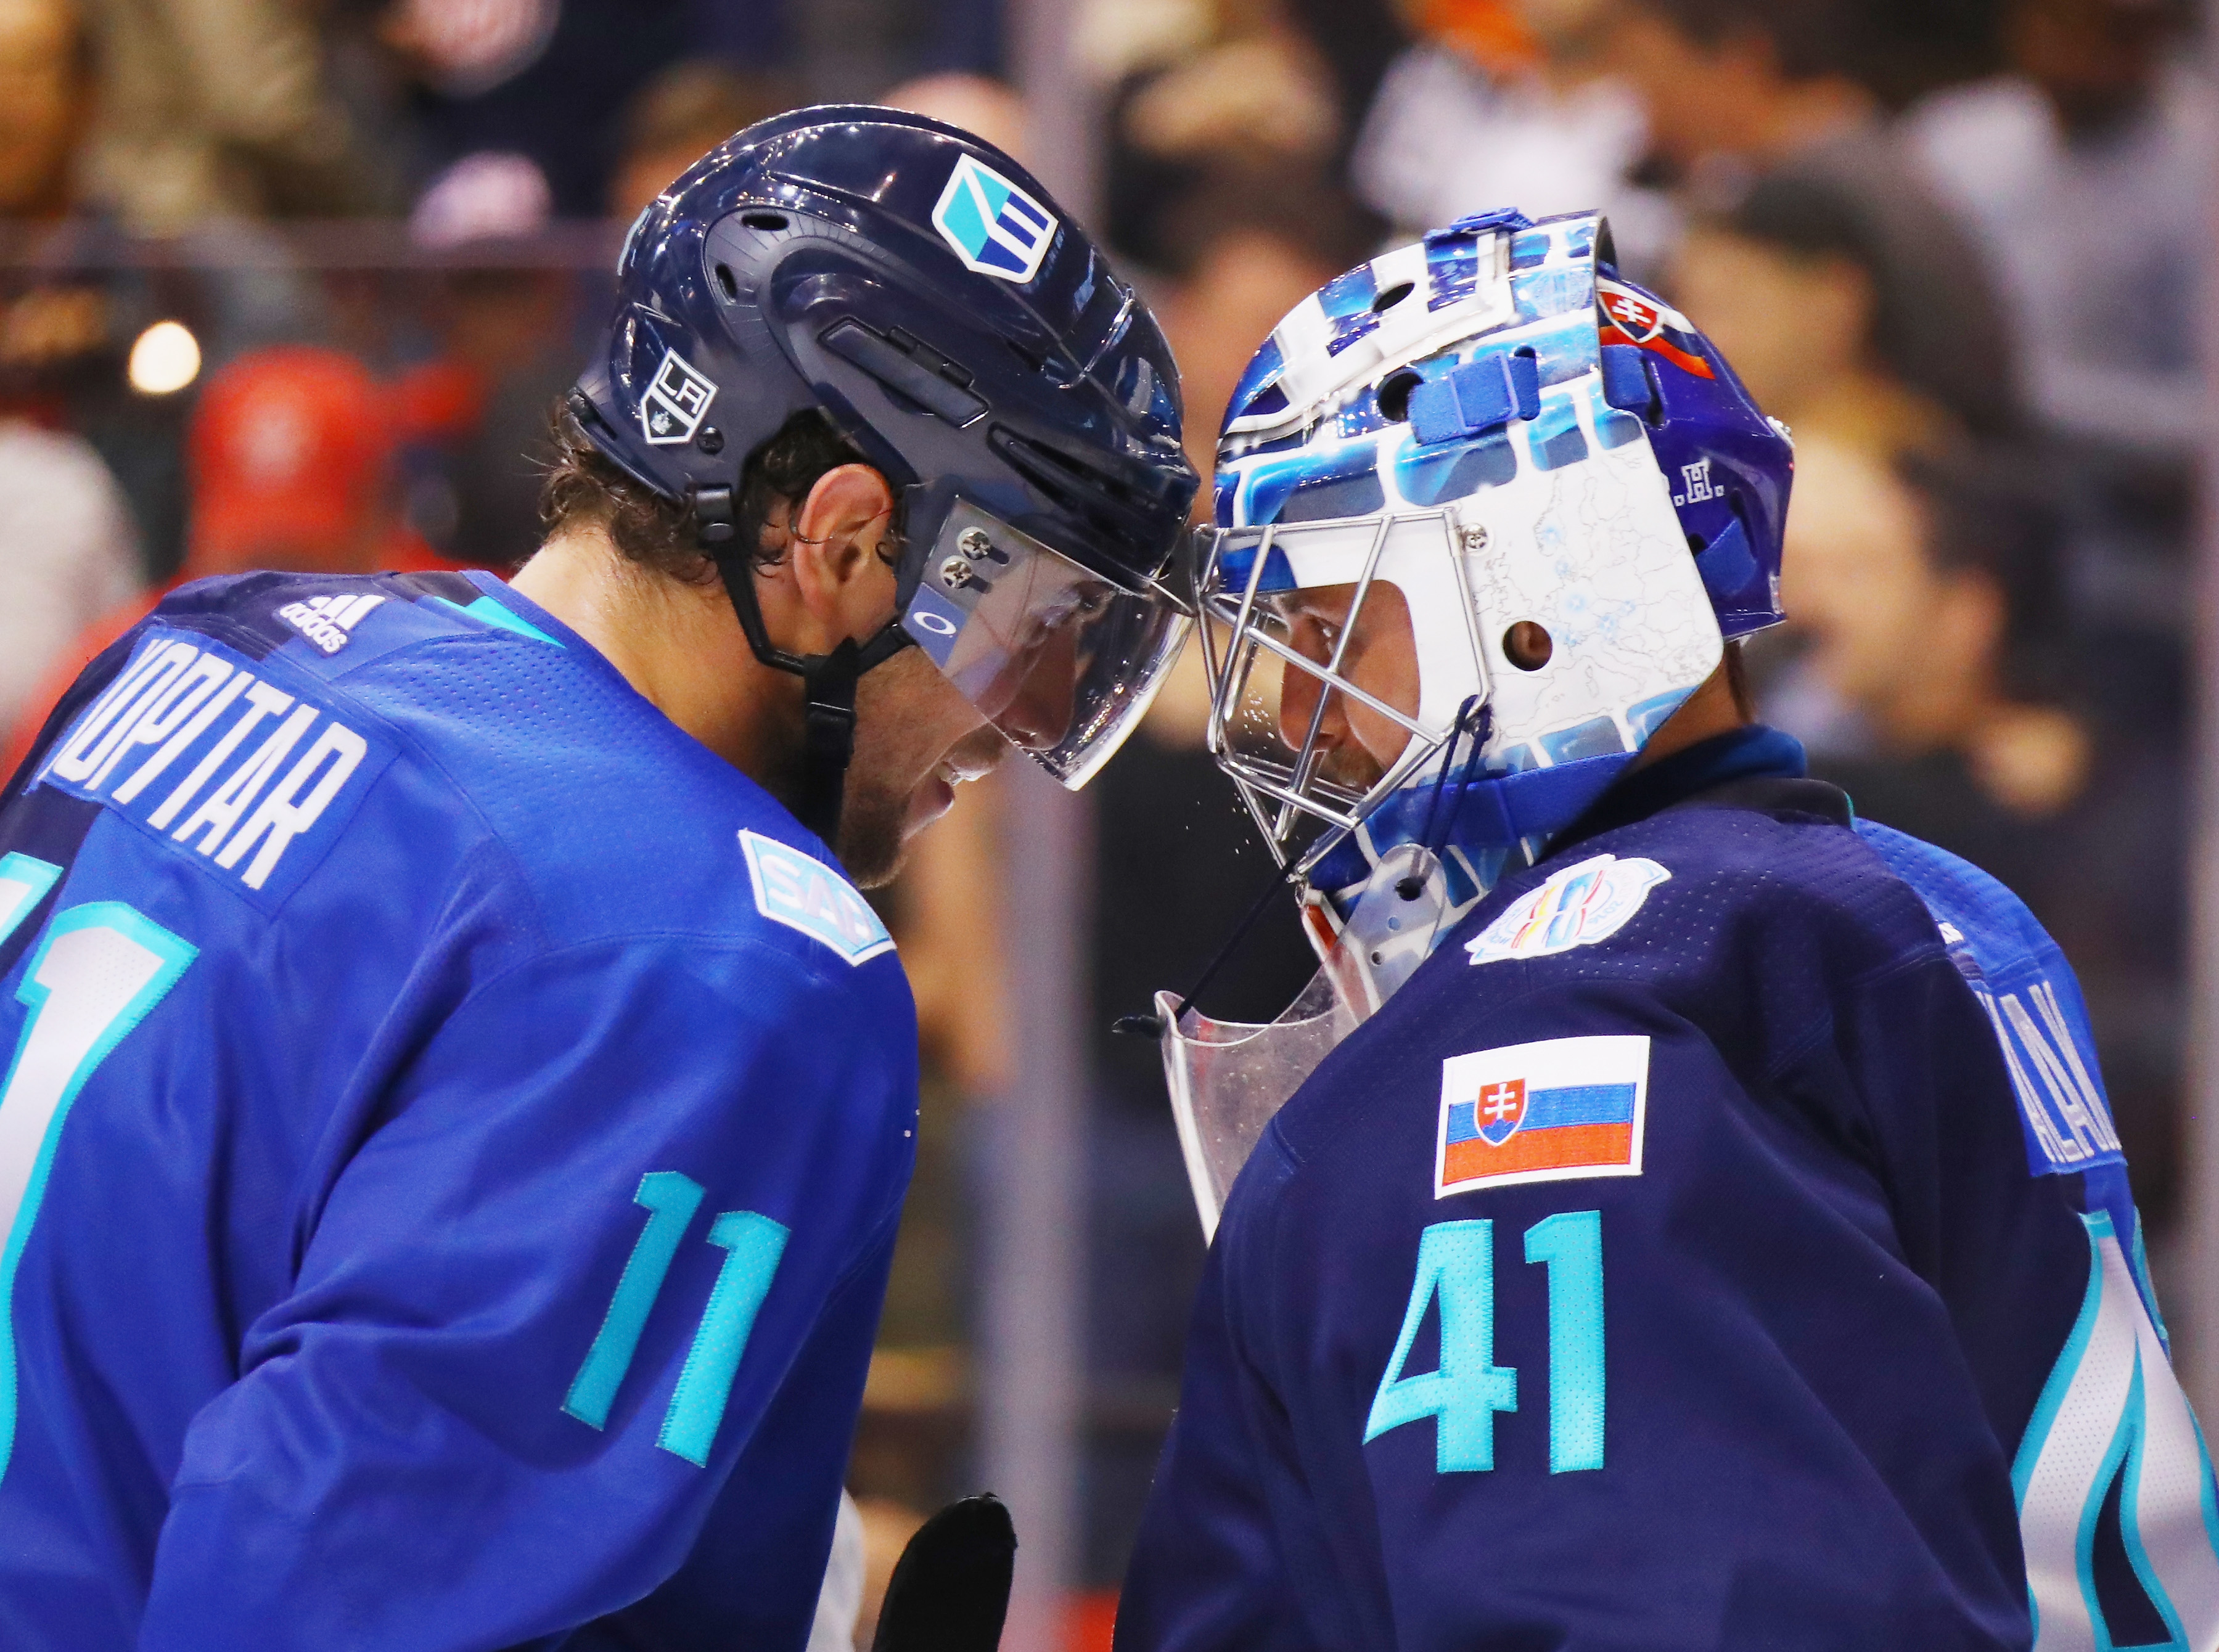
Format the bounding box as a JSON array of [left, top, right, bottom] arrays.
[[1119, 727, 2219, 1652], [0, 570, 919, 1650]]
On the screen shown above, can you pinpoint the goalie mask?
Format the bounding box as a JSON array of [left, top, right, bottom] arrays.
[[1160, 209, 1793, 1237]]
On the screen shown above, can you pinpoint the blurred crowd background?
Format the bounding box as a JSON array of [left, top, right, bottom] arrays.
[[0, 0, 2204, 1642]]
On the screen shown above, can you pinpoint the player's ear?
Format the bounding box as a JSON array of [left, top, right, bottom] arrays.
[[788, 464, 897, 621]]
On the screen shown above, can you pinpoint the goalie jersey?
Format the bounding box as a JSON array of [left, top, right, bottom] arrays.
[[0, 571, 917, 1650], [1119, 727, 2219, 1652]]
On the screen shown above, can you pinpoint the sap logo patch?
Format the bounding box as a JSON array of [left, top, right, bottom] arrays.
[[38, 629, 390, 911], [641, 348, 718, 446], [1466, 853, 1668, 967], [932, 154, 1056, 284], [277, 592, 385, 655], [1437, 1034, 1649, 1196], [739, 830, 895, 966]]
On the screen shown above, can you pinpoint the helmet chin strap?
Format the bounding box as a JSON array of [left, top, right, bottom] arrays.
[[695, 483, 914, 849]]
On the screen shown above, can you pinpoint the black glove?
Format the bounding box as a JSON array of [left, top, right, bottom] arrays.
[[871, 1494, 1017, 1652]]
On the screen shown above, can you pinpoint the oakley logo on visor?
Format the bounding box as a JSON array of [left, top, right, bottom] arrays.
[[932, 155, 1056, 284], [641, 348, 718, 445]]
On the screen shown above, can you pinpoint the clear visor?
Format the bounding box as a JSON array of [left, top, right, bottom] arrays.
[[901, 499, 1195, 789]]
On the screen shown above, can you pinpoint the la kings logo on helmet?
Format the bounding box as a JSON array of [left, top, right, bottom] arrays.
[[932, 154, 1056, 284], [641, 347, 718, 445]]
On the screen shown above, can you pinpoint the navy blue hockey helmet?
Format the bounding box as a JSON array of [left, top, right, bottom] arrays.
[[572, 105, 1201, 830]]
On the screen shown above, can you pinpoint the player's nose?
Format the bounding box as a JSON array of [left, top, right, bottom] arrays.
[[1278, 663, 1351, 759], [993, 637, 1079, 754]]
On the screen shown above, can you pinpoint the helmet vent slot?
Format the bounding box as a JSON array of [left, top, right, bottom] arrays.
[[821, 318, 987, 427], [740, 211, 789, 232], [714, 263, 739, 299], [1371, 281, 1414, 314], [1377, 370, 1424, 423]]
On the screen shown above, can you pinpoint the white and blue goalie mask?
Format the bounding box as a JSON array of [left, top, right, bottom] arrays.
[[1198, 208, 1791, 930], [1159, 210, 1793, 1237]]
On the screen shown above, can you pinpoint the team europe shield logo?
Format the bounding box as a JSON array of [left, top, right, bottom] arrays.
[[932, 154, 1057, 285]]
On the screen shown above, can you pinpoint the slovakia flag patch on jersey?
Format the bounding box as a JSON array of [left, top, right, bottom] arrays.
[[1437, 1034, 1650, 1196]]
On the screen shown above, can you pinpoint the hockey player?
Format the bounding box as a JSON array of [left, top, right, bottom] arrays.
[[1118, 211, 2217, 1650], [0, 109, 1197, 1647]]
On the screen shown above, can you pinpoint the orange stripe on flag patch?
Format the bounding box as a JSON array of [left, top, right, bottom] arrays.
[[1443, 1122, 1635, 1188]]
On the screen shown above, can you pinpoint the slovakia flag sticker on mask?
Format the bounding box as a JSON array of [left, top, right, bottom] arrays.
[[1437, 1034, 1650, 1196]]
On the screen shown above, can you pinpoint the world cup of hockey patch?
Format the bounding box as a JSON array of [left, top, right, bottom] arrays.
[[1465, 854, 1668, 967], [1437, 1035, 1649, 1196], [932, 154, 1056, 284], [641, 348, 718, 445]]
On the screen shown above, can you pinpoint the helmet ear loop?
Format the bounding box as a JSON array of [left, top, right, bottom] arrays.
[[699, 489, 913, 848]]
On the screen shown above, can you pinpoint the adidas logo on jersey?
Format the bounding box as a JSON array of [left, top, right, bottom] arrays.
[[38, 630, 387, 907], [277, 592, 385, 654]]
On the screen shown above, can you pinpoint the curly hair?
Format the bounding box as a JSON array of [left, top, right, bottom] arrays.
[[538, 402, 878, 583]]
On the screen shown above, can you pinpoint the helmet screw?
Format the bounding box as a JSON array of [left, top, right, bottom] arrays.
[[1459, 523, 1490, 552], [695, 426, 724, 455], [939, 555, 978, 592], [958, 526, 993, 559]]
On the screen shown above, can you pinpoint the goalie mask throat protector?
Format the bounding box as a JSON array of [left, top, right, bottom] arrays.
[[571, 105, 1201, 845], [1159, 208, 1793, 1238]]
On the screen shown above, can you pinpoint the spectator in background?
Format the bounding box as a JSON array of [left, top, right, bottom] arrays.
[[1097, 0, 1353, 273], [0, 417, 141, 743], [0, 0, 143, 743], [1608, 0, 2019, 438], [1153, 163, 1373, 483], [1785, 436, 2086, 832], [1671, 170, 1967, 457], [0, 0, 189, 572], [78, 0, 377, 227], [185, 346, 442, 575], [1909, 0, 2204, 766], [1774, 435, 2186, 1233], [0, 0, 326, 578], [384, 0, 689, 219], [1349, 0, 1677, 275], [1910, 0, 2207, 458], [399, 134, 577, 571], [879, 72, 1027, 165], [1, 345, 454, 773], [607, 60, 798, 223]]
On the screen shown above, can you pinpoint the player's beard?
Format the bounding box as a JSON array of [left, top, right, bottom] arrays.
[[833, 768, 911, 889], [834, 681, 1004, 887]]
